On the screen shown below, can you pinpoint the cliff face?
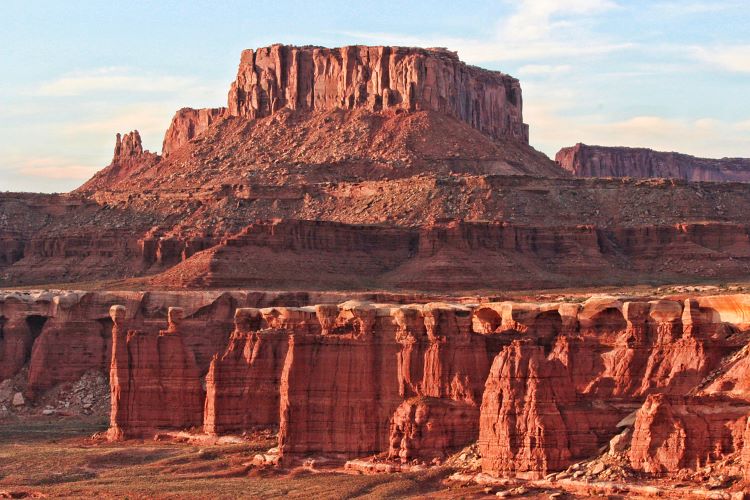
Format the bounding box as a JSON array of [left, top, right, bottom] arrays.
[[556, 143, 750, 182], [203, 308, 288, 434], [162, 107, 227, 157], [149, 219, 750, 291], [108, 306, 204, 439], [227, 45, 528, 143], [7, 290, 750, 481]]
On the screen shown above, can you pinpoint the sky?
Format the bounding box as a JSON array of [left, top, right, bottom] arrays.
[[1, 0, 748, 192]]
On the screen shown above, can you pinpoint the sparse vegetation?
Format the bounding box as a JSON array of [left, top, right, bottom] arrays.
[[0, 418, 464, 499]]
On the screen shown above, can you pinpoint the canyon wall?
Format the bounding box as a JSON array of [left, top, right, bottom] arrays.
[[6, 290, 750, 480], [227, 44, 528, 142], [556, 143, 750, 182]]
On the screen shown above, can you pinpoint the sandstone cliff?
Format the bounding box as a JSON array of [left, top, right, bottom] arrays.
[[7, 290, 750, 482], [227, 45, 528, 143], [556, 143, 750, 182], [162, 107, 227, 157]]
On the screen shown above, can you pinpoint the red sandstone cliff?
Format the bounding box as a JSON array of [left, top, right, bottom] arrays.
[[162, 107, 227, 157], [108, 306, 204, 439], [227, 45, 528, 143], [203, 308, 289, 434], [556, 143, 750, 182], [8, 290, 750, 484]]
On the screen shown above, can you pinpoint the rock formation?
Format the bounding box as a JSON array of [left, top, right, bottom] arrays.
[[8, 47, 750, 292], [7, 290, 750, 484], [227, 45, 528, 142], [479, 341, 597, 478], [162, 107, 227, 156], [203, 307, 288, 434], [107, 306, 204, 439], [556, 143, 750, 182], [628, 394, 750, 473], [78, 131, 159, 192], [388, 397, 479, 462]]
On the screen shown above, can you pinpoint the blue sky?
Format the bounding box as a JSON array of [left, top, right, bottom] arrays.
[[1, 0, 748, 192]]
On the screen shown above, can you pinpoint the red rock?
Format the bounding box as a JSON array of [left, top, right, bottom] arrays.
[[388, 397, 479, 462], [478, 340, 597, 478], [228, 45, 528, 142], [78, 131, 159, 192], [278, 302, 491, 460], [278, 306, 402, 457], [107, 305, 204, 440], [203, 308, 289, 434], [162, 107, 227, 156], [556, 143, 750, 182], [629, 394, 750, 473]]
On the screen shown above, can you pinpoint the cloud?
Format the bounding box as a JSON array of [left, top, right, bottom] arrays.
[[8, 156, 99, 181], [341, 0, 631, 65], [527, 104, 750, 159], [503, 0, 618, 41], [35, 67, 208, 96], [692, 45, 750, 73], [62, 103, 175, 138], [517, 64, 573, 76], [649, 1, 744, 15]]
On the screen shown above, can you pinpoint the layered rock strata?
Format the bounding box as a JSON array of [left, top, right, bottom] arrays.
[[556, 143, 750, 182]]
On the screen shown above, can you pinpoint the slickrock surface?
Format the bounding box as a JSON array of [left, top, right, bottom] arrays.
[[557, 143, 750, 182]]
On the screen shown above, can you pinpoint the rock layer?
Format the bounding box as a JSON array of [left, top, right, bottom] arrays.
[[556, 143, 750, 182], [108, 306, 204, 439]]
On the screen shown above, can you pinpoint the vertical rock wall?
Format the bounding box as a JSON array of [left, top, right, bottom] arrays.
[[227, 45, 528, 143]]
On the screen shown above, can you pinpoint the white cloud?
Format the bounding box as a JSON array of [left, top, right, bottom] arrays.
[[63, 103, 175, 139], [649, 1, 744, 14], [692, 45, 750, 73], [8, 156, 99, 181], [517, 64, 572, 76], [527, 106, 750, 159], [341, 0, 631, 65], [35, 67, 209, 96], [503, 0, 618, 41]]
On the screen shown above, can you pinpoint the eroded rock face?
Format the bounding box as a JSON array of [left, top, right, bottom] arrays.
[[278, 307, 403, 457], [479, 340, 597, 478], [8, 290, 750, 482], [628, 394, 750, 473], [203, 308, 289, 434], [108, 306, 204, 440], [162, 107, 228, 156], [228, 45, 528, 142], [388, 397, 479, 462], [556, 143, 750, 182]]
